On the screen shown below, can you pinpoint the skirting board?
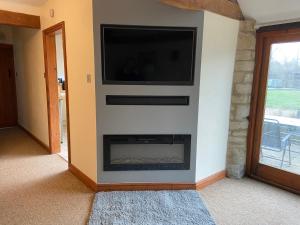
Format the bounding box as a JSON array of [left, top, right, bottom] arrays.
[[196, 171, 226, 189], [69, 163, 225, 192], [69, 164, 98, 191], [18, 124, 49, 152], [97, 182, 195, 192]]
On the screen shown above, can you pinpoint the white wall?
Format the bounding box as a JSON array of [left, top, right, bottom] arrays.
[[13, 27, 49, 145], [93, 0, 204, 183], [41, 0, 97, 182], [0, 0, 40, 15], [196, 12, 239, 181], [55, 32, 65, 80]]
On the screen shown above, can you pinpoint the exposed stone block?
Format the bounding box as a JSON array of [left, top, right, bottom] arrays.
[[227, 19, 256, 180], [236, 50, 254, 61], [229, 136, 246, 144], [239, 20, 256, 33], [235, 84, 252, 95], [233, 72, 246, 83], [244, 73, 254, 83], [251, 51, 256, 59], [231, 147, 247, 162], [237, 32, 256, 50], [235, 61, 255, 72], [232, 130, 248, 137], [235, 105, 250, 120], [230, 121, 249, 130], [231, 95, 251, 104], [227, 164, 245, 179], [231, 105, 236, 112]]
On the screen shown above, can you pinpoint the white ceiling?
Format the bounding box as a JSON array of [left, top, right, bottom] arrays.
[[238, 0, 300, 25], [2, 0, 300, 25], [1, 0, 47, 6]]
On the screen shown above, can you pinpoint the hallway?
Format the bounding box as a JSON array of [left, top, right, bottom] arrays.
[[0, 127, 94, 225]]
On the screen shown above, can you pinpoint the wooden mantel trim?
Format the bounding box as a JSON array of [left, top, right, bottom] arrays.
[[0, 10, 40, 29], [160, 0, 244, 20]]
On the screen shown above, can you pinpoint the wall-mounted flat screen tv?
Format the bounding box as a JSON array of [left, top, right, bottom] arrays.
[[101, 25, 197, 85]]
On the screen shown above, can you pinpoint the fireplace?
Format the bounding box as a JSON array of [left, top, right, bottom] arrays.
[[103, 135, 191, 171]]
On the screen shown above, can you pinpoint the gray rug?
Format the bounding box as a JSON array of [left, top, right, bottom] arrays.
[[88, 190, 216, 225]]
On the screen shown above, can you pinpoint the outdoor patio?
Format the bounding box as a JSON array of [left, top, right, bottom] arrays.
[[261, 144, 300, 175], [260, 115, 300, 175]]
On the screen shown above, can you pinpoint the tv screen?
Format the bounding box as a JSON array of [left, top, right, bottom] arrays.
[[101, 25, 197, 85]]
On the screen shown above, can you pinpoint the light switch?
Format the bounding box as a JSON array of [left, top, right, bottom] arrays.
[[86, 74, 92, 83], [50, 9, 55, 18]]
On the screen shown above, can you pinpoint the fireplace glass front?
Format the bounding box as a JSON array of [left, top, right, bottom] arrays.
[[103, 135, 191, 171]]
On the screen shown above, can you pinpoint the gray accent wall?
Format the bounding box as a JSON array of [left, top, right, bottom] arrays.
[[93, 0, 204, 183]]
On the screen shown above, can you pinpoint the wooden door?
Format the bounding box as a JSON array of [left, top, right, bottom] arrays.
[[43, 32, 60, 153], [0, 44, 17, 128], [248, 25, 300, 194]]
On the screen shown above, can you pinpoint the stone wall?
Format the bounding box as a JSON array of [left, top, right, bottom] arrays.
[[227, 20, 256, 178]]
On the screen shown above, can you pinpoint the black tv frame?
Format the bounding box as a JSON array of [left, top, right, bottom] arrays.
[[100, 24, 197, 86]]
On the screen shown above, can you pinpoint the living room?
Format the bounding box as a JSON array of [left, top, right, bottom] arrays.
[[0, 0, 299, 224]]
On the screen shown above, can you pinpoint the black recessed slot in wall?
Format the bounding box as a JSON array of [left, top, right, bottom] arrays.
[[103, 134, 191, 171], [106, 95, 189, 106]]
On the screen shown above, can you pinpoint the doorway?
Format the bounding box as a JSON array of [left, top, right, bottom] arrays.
[[248, 24, 300, 193], [0, 44, 17, 128], [43, 22, 70, 162]]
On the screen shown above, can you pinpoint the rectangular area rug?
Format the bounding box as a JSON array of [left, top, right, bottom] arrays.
[[88, 190, 216, 225]]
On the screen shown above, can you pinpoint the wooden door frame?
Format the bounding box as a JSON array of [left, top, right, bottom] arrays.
[[247, 23, 300, 194], [0, 43, 18, 128], [43, 22, 71, 163]]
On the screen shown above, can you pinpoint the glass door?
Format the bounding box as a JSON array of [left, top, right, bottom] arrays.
[[249, 28, 300, 193]]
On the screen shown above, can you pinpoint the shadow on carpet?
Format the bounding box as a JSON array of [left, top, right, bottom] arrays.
[[88, 190, 216, 225]]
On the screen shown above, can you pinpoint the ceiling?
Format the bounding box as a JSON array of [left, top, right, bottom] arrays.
[[238, 0, 300, 25], [2, 0, 300, 25], [1, 0, 47, 6]]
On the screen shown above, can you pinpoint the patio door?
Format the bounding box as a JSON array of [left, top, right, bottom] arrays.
[[248, 24, 300, 194]]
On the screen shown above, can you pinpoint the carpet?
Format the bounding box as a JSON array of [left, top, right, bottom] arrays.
[[88, 190, 216, 225]]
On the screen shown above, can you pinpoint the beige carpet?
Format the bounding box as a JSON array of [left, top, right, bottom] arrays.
[[0, 127, 299, 225], [0, 127, 94, 225], [200, 178, 300, 225]]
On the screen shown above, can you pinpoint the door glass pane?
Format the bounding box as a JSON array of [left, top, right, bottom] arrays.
[[260, 42, 300, 175]]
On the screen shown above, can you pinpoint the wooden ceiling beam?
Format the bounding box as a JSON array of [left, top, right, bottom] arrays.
[[0, 10, 40, 29], [160, 0, 244, 20]]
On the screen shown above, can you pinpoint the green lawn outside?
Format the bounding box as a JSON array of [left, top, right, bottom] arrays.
[[266, 89, 300, 110]]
